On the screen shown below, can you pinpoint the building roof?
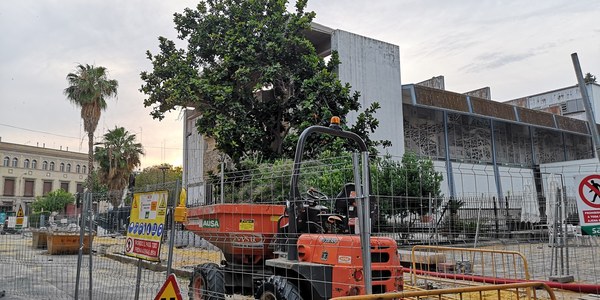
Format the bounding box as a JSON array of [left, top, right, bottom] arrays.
[[402, 84, 590, 135], [506, 82, 600, 102], [0, 141, 87, 160]]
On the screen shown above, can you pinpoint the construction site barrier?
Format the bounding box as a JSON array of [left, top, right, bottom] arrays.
[[331, 282, 557, 300], [409, 268, 600, 294], [409, 245, 530, 286]]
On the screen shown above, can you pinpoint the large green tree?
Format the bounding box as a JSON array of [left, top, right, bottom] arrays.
[[133, 164, 182, 188], [140, 0, 388, 163], [94, 127, 144, 207], [31, 189, 75, 213], [64, 64, 118, 190]]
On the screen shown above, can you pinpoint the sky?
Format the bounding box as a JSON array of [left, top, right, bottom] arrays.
[[1, 0, 598, 169]]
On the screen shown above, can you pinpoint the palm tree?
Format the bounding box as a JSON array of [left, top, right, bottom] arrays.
[[64, 64, 118, 190], [95, 126, 144, 207]]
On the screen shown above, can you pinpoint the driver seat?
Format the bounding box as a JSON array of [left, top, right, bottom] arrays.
[[334, 183, 357, 218]]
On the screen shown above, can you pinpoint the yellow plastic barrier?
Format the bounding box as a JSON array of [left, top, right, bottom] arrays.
[[332, 282, 556, 300], [409, 245, 530, 286]]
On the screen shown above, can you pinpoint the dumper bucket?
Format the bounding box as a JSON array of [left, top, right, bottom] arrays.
[[185, 204, 286, 263]]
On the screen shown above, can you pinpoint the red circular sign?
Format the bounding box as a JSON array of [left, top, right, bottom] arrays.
[[125, 237, 133, 253], [578, 174, 600, 209]]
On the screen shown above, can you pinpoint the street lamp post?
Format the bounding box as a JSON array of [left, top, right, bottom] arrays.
[[158, 165, 169, 188]]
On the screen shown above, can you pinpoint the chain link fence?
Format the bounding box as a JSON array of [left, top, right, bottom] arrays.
[[1, 154, 599, 299]]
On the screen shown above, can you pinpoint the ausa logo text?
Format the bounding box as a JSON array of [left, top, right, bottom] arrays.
[[200, 219, 220, 228]]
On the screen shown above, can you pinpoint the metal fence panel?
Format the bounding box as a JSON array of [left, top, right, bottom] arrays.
[[2, 155, 600, 299]]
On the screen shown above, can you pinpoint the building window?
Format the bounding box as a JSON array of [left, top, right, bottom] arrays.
[[2, 157, 8, 167], [24, 180, 35, 197], [49, 162, 55, 171], [11, 158, 18, 167], [76, 165, 81, 173], [43, 181, 53, 196], [60, 182, 69, 192], [24, 159, 30, 168], [76, 183, 83, 193], [66, 164, 71, 172], [42, 161, 48, 170], [32, 160, 37, 169], [82, 165, 87, 174], [3, 178, 15, 196], [60, 163, 65, 172]]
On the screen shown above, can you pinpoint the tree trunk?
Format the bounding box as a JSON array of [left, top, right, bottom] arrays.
[[87, 131, 94, 192]]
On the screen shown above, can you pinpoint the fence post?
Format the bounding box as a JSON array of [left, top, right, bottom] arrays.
[[493, 197, 499, 239], [505, 196, 512, 238], [166, 179, 180, 278], [88, 192, 93, 300], [75, 191, 90, 299]]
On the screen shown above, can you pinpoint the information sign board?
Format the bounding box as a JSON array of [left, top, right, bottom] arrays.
[[576, 174, 600, 236], [125, 191, 168, 261]]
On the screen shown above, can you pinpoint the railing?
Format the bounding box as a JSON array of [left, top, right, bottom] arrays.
[[408, 245, 530, 287], [331, 282, 556, 300]]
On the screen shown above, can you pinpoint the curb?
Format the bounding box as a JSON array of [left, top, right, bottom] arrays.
[[104, 252, 193, 278]]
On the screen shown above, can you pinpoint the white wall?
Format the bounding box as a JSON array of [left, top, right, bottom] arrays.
[[527, 86, 581, 110], [433, 160, 450, 197], [184, 110, 205, 206], [331, 30, 404, 158], [451, 162, 498, 198], [406, 160, 531, 200], [591, 84, 600, 123], [526, 84, 600, 123], [540, 158, 600, 198], [498, 166, 535, 198]]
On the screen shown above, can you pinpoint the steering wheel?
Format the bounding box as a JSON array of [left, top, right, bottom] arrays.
[[306, 188, 328, 202]]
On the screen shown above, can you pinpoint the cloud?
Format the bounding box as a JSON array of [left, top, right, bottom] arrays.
[[459, 52, 536, 73], [1, 0, 599, 168]]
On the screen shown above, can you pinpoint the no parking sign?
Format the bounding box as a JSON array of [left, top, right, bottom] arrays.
[[577, 174, 600, 236]]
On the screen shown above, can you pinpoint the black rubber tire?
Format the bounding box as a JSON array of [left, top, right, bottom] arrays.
[[255, 275, 302, 300], [188, 263, 226, 300]]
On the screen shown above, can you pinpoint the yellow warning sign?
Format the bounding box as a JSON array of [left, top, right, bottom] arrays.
[[16, 205, 24, 217], [159, 195, 167, 208], [16, 205, 24, 227], [126, 191, 168, 262], [239, 219, 255, 231], [154, 274, 182, 300]]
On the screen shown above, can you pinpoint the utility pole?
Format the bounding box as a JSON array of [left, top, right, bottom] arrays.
[[158, 165, 169, 188], [572, 53, 600, 161]]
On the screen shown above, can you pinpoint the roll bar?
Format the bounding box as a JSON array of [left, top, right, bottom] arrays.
[[286, 117, 369, 261]]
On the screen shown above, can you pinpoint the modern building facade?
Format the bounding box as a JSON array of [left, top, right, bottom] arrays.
[[0, 139, 88, 214], [182, 22, 599, 219], [402, 83, 594, 200], [505, 83, 600, 123]]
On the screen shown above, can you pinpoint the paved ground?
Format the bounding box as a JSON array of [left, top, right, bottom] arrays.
[[0, 233, 196, 300], [1, 231, 599, 299]]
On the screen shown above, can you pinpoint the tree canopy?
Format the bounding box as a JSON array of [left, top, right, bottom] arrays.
[[584, 72, 597, 84], [212, 151, 443, 218], [133, 164, 182, 188], [31, 189, 75, 213], [141, 0, 388, 163], [94, 126, 144, 207], [64, 64, 118, 189]]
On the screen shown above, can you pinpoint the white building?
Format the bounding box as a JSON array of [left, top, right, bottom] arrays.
[[505, 83, 600, 123], [182, 22, 600, 222]]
